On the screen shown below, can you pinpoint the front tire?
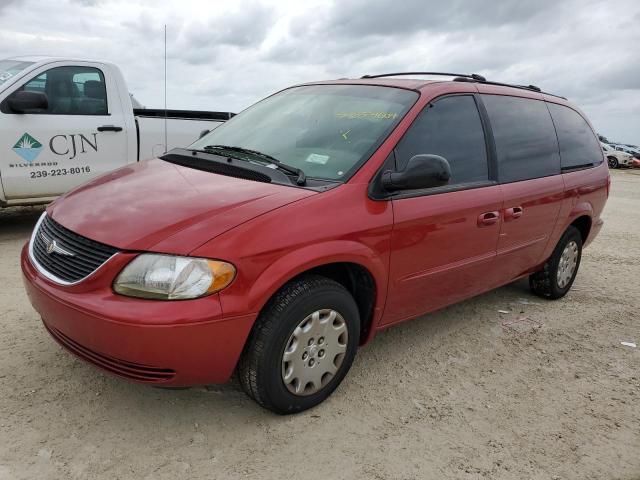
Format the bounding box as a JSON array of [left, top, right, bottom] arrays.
[[238, 275, 360, 414], [608, 156, 619, 169], [529, 226, 582, 300]]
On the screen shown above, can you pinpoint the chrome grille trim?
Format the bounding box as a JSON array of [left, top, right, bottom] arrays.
[[28, 212, 119, 286]]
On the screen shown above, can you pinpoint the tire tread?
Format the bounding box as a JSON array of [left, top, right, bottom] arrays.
[[238, 275, 354, 413], [529, 226, 582, 300]]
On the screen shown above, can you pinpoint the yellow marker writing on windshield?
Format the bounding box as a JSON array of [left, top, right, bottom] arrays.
[[336, 112, 398, 120]]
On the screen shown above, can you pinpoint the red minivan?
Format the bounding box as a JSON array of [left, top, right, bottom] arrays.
[[22, 72, 609, 413]]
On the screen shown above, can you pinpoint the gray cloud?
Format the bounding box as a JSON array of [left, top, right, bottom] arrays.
[[321, 0, 561, 38], [70, 0, 101, 5], [175, 2, 277, 65], [0, 0, 638, 143], [0, 0, 22, 13]]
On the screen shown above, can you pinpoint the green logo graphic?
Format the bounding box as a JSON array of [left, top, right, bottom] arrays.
[[12, 133, 43, 163]]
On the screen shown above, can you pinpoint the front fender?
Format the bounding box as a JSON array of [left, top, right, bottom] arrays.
[[219, 240, 388, 329]]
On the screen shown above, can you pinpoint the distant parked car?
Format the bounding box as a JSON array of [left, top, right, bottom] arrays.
[[602, 143, 633, 168], [611, 144, 640, 156], [624, 146, 640, 158]]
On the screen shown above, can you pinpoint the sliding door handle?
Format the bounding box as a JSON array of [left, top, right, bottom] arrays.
[[477, 211, 500, 227], [504, 206, 524, 221]]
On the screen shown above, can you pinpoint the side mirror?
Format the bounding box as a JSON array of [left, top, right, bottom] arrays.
[[199, 129, 211, 139], [8, 91, 48, 113], [382, 154, 451, 191]]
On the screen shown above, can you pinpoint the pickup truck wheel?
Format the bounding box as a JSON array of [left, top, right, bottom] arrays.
[[238, 275, 360, 414], [608, 156, 619, 169], [529, 226, 582, 300]]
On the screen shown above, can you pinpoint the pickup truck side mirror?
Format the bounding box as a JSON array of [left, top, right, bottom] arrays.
[[8, 91, 49, 113], [199, 129, 211, 139], [382, 154, 451, 191]]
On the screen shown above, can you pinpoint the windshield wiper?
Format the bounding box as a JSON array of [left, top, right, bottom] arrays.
[[202, 145, 306, 186]]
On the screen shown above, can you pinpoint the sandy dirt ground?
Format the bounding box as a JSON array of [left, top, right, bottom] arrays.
[[0, 170, 638, 480]]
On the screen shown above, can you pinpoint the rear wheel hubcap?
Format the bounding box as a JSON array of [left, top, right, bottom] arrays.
[[557, 240, 579, 288], [281, 309, 348, 396]]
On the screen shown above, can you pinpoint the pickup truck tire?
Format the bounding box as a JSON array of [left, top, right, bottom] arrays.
[[608, 156, 619, 169], [238, 275, 360, 414], [529, 226, 582, 300]]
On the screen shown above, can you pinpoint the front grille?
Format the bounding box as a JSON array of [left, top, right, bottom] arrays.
[[31, 214, 119, 284], [45, 324, 176, 383]]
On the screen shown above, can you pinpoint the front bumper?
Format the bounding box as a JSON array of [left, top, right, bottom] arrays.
[[21, 244, 256, 386]]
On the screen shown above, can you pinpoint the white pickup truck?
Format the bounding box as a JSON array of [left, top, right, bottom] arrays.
[[0, 56, 233, 207]]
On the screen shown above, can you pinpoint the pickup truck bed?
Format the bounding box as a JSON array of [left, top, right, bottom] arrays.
[[134, 109, 235, 160]]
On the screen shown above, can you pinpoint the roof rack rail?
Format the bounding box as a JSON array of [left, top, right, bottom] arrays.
[[360, 71, 566, 100], [465, 79, 566, 99], [456, 78, 565, 100], [361, 72, 487, 82]]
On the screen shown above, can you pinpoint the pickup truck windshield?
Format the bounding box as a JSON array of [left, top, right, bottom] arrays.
[[190, 85, 418, 181], [0, 60, 34, 87]]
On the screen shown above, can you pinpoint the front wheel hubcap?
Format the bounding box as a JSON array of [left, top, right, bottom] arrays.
[[281, 309, 348, 396], [557, 240, 579, 288]]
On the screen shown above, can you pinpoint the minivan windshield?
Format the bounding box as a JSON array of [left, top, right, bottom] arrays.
[[190, 84, 418, 181], [0, 59, 34, 87]]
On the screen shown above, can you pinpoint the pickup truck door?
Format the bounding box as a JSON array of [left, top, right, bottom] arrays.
[[0, 61, 129, 200]]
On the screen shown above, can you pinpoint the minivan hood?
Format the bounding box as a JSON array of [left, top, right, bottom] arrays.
[[48, 158, 315, 254]]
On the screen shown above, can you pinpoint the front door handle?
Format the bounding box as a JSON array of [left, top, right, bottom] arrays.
[[97, 125, 123, 132], [477, 211, 500, 227], [504, 206, 524, 221]]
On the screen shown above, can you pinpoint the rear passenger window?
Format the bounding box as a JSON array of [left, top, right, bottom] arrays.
[[481, 95, 560, 182], [547, 103, 603, 169], [395, 95, 488, 186]]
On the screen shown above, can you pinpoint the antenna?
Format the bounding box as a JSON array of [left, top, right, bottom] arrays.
[[164, 24, 168, 153]]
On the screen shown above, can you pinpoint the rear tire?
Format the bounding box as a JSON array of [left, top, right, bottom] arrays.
[[238, 275, 360, 414], [529, 226, 582, 300], [608, 156, 619, 169]]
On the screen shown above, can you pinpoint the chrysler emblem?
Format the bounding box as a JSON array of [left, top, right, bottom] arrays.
[[40, 232, 74, 257]]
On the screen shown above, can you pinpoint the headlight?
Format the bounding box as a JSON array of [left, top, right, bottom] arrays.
[[113, 254, 236, 300]]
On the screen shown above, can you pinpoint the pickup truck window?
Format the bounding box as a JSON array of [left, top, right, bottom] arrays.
[[191, 85, 418, 181], [17, 66, 108, 116], [0, 59, 34, 86]]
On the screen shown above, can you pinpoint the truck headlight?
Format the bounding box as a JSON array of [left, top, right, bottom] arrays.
[[113, 254, 235, 300]]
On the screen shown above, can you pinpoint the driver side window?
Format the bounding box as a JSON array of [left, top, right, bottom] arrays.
[[18, 66, 108, 115], [394, 95, 489, 185]]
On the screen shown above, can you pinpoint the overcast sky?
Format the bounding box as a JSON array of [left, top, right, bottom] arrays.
[[1, 0, 639, 144]]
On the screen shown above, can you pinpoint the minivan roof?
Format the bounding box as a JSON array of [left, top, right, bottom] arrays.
[[302, 72, 568, 103]]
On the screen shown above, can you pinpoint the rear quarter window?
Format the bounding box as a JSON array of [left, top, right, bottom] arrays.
[[547, 103, 603, 170], [481, 94, 560, 183]]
